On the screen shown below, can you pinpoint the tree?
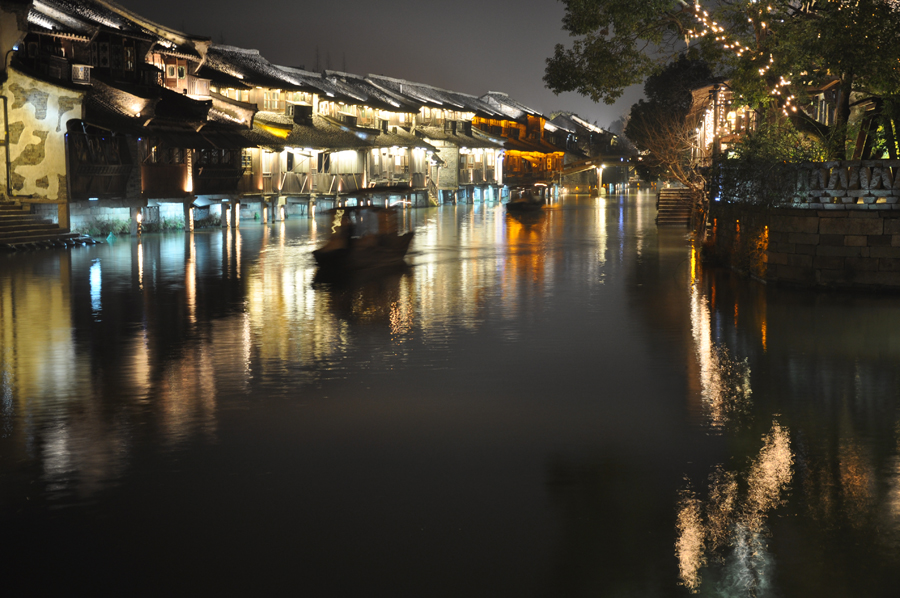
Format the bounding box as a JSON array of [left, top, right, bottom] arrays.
[[624, 56, 714, 188], [544, 0, 900, 158], [543, 0, 698, 104], [627, 99, 707, 188]]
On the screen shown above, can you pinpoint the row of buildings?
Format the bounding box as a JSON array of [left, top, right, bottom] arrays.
[[0, 0, 632, 234]]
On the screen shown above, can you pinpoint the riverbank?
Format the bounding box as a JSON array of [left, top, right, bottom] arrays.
[[706, 201, 900, 291]]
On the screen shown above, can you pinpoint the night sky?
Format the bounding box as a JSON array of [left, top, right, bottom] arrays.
[[120, 0, 642, 128]]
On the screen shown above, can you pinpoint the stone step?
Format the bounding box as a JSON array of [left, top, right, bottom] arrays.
[[0, 215, 38, 224], [0, 223, 59, 234], [0, 201, 77, 249], [0, 232, 83, 248]]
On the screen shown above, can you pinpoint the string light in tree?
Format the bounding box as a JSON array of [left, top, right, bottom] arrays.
[[687, 1, 798, 116]]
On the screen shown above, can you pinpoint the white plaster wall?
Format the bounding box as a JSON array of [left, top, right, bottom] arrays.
[[1, 67, 83, 202]]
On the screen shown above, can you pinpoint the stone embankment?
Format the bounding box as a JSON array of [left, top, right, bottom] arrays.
[[708, 160, 900, 290]]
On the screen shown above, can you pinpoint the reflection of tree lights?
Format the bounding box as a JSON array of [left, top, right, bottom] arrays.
[[676, 422, 793, 593], [837, 440, 876, 527], [690, 284, 753, 428], [676, 487, 706, 591]]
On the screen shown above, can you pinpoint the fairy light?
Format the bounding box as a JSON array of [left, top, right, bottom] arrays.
[[689, 1, 800, 116]]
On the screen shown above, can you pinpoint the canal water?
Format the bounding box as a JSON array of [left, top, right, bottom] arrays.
[[1, 193, 899, 596]]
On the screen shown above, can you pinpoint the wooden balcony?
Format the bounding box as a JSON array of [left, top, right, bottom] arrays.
[[141, 164, 188, 198], [504, 171, 555, 187], [67, 133, 133, 200], [193, 166, 243, 195], [261, 174, 276, 195], [70, 164, 134, 199], [282, 172, 309, 195]]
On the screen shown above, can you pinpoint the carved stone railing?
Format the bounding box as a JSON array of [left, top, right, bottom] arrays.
[[791, 160, 900, 209]]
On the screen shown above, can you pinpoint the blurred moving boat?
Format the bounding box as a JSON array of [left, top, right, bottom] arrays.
[[313, 206, 414, 272], [505, 187, 545, 213]]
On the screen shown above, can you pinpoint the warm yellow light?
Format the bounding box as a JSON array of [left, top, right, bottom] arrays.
[[256, 122, 291, 139]]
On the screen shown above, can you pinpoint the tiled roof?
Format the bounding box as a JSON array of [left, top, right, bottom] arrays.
[[31, 0, 208, 56], [206, 44, 316, 92], [416, 126, 503, 150], [367, 75, 503, 118], [253, 112, 371, 151], [481, 92, 543, 121], [372, 128, 436, 151], [322, 70, 421, 112]]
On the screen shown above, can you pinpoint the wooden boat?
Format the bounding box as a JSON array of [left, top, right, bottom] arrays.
[[505, 198, 544, 213], [313, 206, 414, 272], [506, 190, 544, 212]]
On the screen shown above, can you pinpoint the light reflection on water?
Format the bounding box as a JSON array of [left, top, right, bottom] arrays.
[[677, 421, 793, 595], [1, 192, 900, 594], [689, 244, 754, 431]]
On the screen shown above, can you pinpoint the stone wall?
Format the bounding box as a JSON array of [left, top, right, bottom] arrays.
[[708, 201, 900, 290], [790, 160, 900, 208], [68, 200, 133, 234]]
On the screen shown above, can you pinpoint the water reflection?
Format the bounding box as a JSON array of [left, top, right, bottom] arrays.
[[690, 245, 754, 430], [677, 421, 793, 594], [685, 257, 900, 595], [3, 195, 900, 594]]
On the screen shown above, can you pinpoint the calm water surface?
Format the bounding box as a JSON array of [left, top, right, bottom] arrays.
[[2, 193, 899, 596]]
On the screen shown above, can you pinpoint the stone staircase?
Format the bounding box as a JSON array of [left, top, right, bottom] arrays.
[[0, 202, 91, 250], [656, 188, 694, 227]]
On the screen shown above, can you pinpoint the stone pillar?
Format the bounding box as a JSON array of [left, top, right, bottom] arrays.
[[57, 201, 71, 232], [183, 200, 194, 232]]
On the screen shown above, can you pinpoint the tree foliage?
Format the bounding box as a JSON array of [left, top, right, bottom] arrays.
[[714, 116, 828, 206], [624, 56, 714, 187], [544, 0, 695, 104], [545, 0, 900, 156]]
